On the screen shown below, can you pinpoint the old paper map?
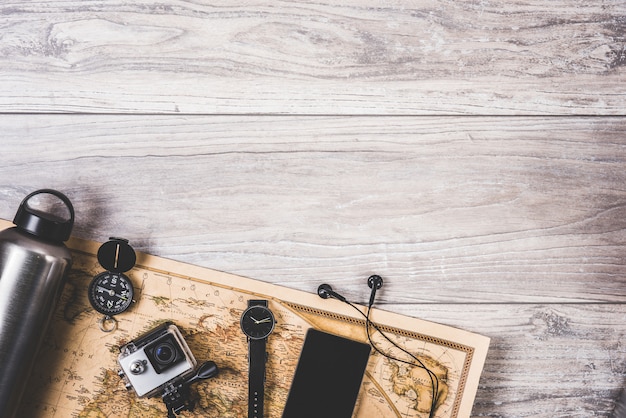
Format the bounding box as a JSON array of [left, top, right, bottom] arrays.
[[14, 232, 489, 418]]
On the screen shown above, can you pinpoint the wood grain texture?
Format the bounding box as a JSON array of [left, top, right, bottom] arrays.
[[2, 0, 626, 416], [389, 303, 626, 417], [0, 0, 624, 115], [1, 115, 625, 305], [3, 121, 626, 416]]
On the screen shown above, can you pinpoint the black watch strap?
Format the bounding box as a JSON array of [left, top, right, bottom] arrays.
[[248, 300, 268, 418]]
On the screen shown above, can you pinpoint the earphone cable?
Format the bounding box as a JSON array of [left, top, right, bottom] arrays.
[[365, 304, 439, 418], [340, 299, 440, 418]]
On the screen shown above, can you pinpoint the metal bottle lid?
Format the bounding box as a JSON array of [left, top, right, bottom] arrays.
[[13, 189, 75, 242]]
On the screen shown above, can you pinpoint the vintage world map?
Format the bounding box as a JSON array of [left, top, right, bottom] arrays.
[[16, 236, 489, 418]]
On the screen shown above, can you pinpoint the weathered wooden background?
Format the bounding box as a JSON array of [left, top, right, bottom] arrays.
[[2, 1, 626, 416]]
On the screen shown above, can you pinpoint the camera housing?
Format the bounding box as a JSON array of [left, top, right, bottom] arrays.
[[118, 322, 197, 398]]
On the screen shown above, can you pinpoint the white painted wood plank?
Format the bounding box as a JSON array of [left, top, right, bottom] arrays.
[[1, 115, 625, 304], [0, 1, 623, 114], [387, 303, 626, 417]]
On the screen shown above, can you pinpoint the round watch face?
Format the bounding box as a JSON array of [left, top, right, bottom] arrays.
[[240, 305, 275, 340], [88, 271, 134, 316]]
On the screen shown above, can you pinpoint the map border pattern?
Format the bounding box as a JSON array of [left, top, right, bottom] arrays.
[[68, 247, 474, 418], [42, 231, 488, 418], [284, 302, 474, 418]]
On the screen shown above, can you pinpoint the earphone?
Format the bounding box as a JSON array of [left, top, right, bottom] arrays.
[[318, 275, 382, 307], [317, 283, 347, 302], [317, 276, 441, 418], [367, 274, 383, 307]]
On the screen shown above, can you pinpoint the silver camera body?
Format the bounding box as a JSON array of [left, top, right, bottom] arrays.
[[118, 322, 197, 398]]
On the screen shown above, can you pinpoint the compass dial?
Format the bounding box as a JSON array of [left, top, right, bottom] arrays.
[[88, 271, 134, 316]]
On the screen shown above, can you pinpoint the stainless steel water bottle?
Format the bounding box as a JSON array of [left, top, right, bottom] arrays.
[[0, 189, 75, 418]]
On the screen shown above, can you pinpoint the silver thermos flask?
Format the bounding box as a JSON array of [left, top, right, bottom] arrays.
[[0, 189, 75, 418]]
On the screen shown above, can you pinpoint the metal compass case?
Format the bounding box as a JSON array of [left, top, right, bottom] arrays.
[[88, 237, 136, 332]]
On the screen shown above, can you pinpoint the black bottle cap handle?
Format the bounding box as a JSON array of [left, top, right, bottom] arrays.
[[13, 189, 75, 242]]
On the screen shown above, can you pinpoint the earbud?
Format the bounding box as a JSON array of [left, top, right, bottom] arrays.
[[318, 276, 383, 307], [317, 284, 347, 303], [367, 275, 383, 307], [317, 274, 438, 417]]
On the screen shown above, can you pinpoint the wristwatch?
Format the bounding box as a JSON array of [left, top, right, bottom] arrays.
[[240, 299, 275, 418]]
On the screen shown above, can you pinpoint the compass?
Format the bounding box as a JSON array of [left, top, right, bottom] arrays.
[[88, 237, 136, 332]]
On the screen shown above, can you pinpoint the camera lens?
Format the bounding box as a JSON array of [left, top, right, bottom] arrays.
[[145, 333, 185, 374], [154, 343, 176, 364]]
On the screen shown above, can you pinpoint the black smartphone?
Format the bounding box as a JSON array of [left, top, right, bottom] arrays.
[[281, 328, 371, 418]]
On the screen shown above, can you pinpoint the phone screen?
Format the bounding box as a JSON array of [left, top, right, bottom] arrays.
[[281, 328, 371, 418]]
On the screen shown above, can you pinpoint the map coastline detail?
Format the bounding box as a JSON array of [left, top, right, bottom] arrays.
[[3, 223, 489, 418]]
